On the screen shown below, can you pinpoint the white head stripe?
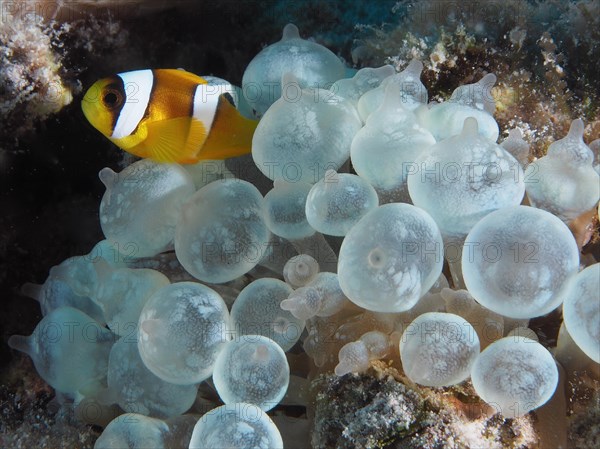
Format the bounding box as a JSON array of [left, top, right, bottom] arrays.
[[112, 70, 153, 139], [192, 82, 236, 130]]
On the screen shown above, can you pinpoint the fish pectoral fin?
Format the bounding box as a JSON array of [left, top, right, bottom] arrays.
[[140, 117, 207, 163]]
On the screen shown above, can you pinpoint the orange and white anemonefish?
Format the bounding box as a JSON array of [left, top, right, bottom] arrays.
[[81, 69, 258, 164]]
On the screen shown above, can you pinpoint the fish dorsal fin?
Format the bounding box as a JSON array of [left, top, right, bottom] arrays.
[[135, 117, 207, 163], [155, 69, 208, 85]]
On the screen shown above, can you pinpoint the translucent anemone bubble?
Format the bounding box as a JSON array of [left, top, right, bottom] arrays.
[[189, 403, 283, 449], [99, 160, 195, 258], [174, 179, 270, 284], [8, 307, 113, 396], [357, 59, 428, 119], [230, 278, 304, 351], [22, 275, 104, 324], [137, 282, 229, 385], [242, 23, 345, 116], [525, 119, 600, 222], [283, 254, 319, 288], [251, 75, 362, 184], [338, 203, 444, 313], [305, 170, 379, 236], [462, 206, 580, 319], [419, 73, 499, 141], [351, 80, 435, 202], [92, 262, 170, 337], [471, 336, 559, 417], [105, 336, 197, 418], [407, 118, 524, 239], [263, 179, 314, 240], [212, 335, 290, 411], [94, 414, 196, 449], [331, 65, 395, 105], [562, 263, 600, 363], [400, 312, 480, 387]]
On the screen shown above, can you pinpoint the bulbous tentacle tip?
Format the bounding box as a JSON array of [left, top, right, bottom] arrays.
[[567, 118, 585, 140], [98, 167, 117, 190], [334, 362, 352, 377], [380, 81, 412, 115], [405, 59, 424, 76], [478, 73, 497, 87], [279, 297, 295, 311], [293, 261, 310, 277], [313, 352, 327, 367], [281, 296, 313, 320], [477, 73, 497, 114], [21, 282, 42, 301], [282, 23, 300, 41], [461, 117, 480, 137], [8, 334, 32, 356], [507, 128, 523, 140]]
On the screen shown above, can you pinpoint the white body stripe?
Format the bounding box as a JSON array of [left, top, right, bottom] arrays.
[[192, 81, 236, 130], [201, 77, 239, 106], [112, 70, 153, 139]]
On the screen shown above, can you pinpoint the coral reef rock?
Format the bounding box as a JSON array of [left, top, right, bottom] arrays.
[[312, 362, 538, 449]]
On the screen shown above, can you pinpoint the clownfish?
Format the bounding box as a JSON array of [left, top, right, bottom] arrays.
[[81, 69, 258, 164]]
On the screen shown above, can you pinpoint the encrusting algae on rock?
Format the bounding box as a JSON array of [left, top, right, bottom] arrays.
[[312, 362, 539, 449], [0, 10, 73, 136]]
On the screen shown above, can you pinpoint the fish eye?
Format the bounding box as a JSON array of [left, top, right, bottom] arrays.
[[102, 90, 122, 108]]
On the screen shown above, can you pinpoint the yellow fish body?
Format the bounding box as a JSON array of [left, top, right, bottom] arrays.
[[81, 69, 258, 164]]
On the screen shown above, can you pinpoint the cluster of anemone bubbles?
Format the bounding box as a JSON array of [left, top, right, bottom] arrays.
[[9, 23, 600, 449]]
